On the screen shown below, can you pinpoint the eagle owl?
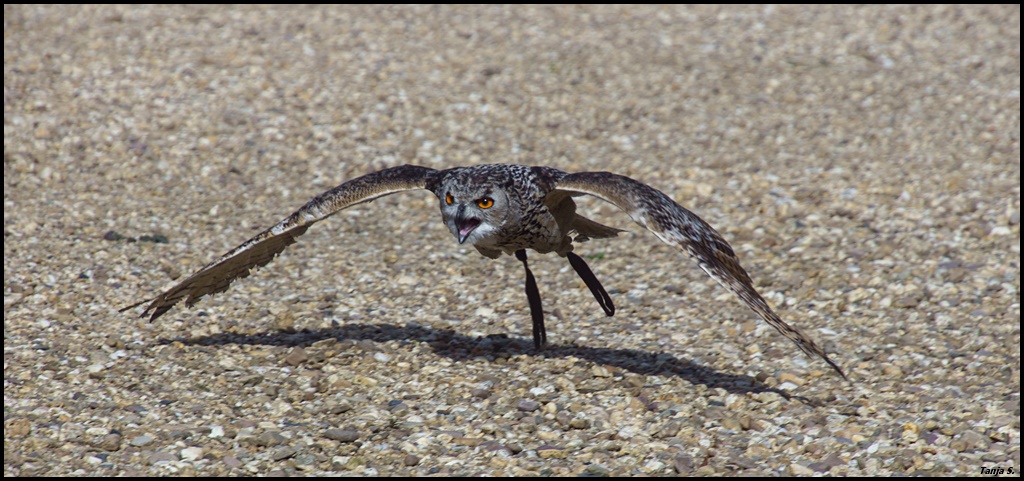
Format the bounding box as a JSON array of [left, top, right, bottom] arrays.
[[123, 164, 845, 379]]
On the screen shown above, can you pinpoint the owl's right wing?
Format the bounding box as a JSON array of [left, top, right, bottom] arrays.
[[121, 164, 438, 322], [554, 171, 846, 379]]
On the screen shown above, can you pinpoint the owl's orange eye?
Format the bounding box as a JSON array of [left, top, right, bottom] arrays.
[[445, 193, 454, 205], [476, 197, 494, 209]]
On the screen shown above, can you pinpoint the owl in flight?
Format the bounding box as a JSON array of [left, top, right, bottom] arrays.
[[123, 164, 845, 379]]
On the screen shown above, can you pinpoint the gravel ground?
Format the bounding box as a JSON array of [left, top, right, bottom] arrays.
[[4, 5, 1019, 476]]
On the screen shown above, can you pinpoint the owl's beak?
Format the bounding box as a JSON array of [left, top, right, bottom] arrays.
[[454, 205, 481, 244]]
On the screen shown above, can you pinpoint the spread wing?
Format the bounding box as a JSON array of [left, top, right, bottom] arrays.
[[555, 171, 846, 379], [121, 164, 437, 321]]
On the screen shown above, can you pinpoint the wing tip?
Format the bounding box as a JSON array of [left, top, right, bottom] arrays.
[[794, 333, 849, 381], [823, 358, 847, 380], [821, 353, 849, 381], [119, 295, 176, 323], [118, 297, 153, 315]]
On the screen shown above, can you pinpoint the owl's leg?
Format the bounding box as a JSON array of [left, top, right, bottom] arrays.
[[515, 249, 546, 349], [566, 252, 615, 317]]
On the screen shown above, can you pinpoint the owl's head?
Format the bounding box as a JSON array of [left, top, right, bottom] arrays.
[[438, 185, 509, 245], [437, 179, 510, 245]]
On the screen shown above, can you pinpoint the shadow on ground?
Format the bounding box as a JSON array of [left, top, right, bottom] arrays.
[[156, 320, 823, 405]]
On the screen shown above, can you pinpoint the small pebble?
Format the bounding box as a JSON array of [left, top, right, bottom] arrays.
[[270, 446, 298, 461], [284, 347, 308, 366], [324, 429, 360, 443], [256, 431, 287, 447], [180, 447, 204, 462], [517, 400, 541, 412], [789, 463, 815, 476], [536, 446, 566, 459]]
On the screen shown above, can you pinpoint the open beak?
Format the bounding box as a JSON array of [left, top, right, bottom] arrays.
[[454, 205, 481, 244]]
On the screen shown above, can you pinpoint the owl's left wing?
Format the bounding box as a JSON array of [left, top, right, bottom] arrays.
[[121, 164, 437, 322], [554, 171, 846, 379]]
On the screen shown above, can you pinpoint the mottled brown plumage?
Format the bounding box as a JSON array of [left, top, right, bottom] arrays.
[[122, 164, 845, 379]]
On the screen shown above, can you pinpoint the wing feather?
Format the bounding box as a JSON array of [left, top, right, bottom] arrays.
[[555, 171, 846, 379], [122, 164, 437, 321]]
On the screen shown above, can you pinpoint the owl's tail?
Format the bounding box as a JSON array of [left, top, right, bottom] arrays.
[[571, 215, 625, 242]]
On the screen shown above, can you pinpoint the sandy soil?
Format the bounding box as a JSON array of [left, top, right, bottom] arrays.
[[5, 5, 1019, 476]]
